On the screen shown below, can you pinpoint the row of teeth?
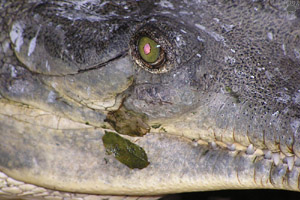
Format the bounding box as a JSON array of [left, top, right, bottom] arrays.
[[196, 140, 300, 171]]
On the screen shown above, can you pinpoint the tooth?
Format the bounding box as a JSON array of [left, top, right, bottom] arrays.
[[210, 142, 217, 150], [227, 144, 236, 151], [286, 156, 295, 171], [264, 150, 272, 160], [295, 157, 300, 166], [246, 144, 255, 155], [192, 140, 198, 147], [273, 153, 280, 165]]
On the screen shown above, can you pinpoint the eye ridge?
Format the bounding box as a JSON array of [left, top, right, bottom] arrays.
[[130, 24, 174, 74]]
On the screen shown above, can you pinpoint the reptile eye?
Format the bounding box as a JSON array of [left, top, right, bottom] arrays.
[[136, 36, 165, 69], [130, 24, 174, 74], [138, 37, 160, 63]]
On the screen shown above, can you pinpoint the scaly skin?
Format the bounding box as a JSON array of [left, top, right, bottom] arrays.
[[1, 0, 300, 200]]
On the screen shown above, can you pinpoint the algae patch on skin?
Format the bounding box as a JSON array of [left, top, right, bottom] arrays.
[[102, 131, 150, 169], [151, 124, 161, 129], [105, 106, 150, 137]]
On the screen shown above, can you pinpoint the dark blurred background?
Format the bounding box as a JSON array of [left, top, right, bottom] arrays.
[[160, 189, 300, 200]]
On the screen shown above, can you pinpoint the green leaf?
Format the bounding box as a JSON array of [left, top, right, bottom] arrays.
[[102, 131, 150, 169]]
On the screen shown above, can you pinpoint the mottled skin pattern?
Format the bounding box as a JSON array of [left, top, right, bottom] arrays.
[[1, 0, 300, 200]]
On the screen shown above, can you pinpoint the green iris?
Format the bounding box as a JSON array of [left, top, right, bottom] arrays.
[[138, 36, 160, 63]]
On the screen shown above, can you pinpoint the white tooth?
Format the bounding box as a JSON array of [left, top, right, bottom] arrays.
[[246, 144, 255, 155], [295, 157, 300, 166], [286, 156, 295, 171], [210, 142, 217, 150], [192, 140, 198, 147], [227, 144, 236, 151], [264, 150, 272, 160], [273, 153, 280, 165]]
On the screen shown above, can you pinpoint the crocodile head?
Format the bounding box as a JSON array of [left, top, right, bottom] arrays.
[[1, 0, 300, 199]]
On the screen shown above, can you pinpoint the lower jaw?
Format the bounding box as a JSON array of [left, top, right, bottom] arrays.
[[1, 124, 300, 196]]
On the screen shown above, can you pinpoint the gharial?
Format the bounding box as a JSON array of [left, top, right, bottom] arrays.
[[1, 1, 300, 200]]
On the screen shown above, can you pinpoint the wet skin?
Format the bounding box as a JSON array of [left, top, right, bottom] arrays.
[[1, 0, 300, 199]]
